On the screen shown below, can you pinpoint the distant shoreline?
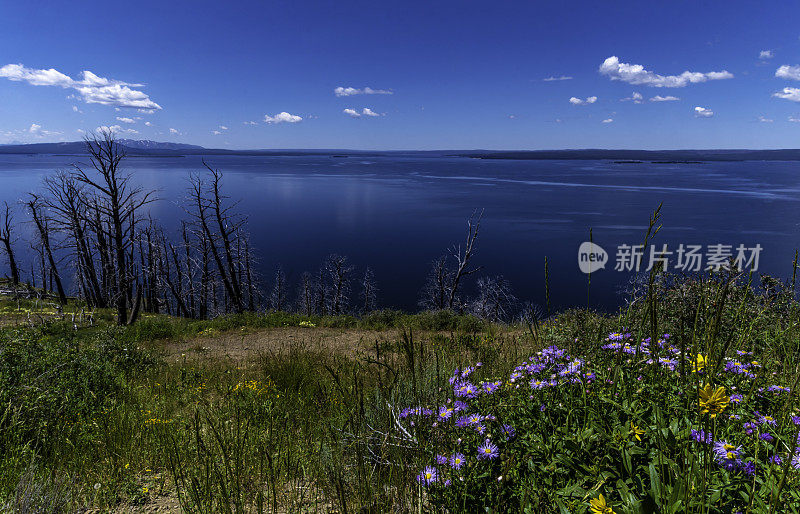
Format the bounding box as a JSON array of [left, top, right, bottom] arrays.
[[4, 141, 800, 161]]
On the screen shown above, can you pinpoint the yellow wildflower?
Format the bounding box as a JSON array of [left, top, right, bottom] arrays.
[[693, 354, 708, 373], [630, 422, 644, 442], [698, 383, 730, 418], [589, 493, 616, 514]]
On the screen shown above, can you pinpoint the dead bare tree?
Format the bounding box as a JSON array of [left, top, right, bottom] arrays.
[[25, 194, 67, 303], [71, 130, 153, 324], [0, 202, 21, 286], [324, 254, 353, 315], [471, 275, 516, 321], [296, 272, 315, 315], [446, 210, 483, 309], [187, 165, 247, 313], [270, 266, 287, 311], [360, 267, 378, 313], [419, 210, 483, 311], [419, 256, 450, 310], [43, 172, 107, 308]]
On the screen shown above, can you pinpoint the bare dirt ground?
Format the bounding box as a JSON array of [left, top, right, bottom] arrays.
[[160, 326, 411, 364]]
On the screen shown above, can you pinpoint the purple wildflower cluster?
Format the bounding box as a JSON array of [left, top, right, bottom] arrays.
[[411, 361, 516, 487], [400, 406, 434, 419], [407, 335, 800, 491], [723, 359, 757, 379]]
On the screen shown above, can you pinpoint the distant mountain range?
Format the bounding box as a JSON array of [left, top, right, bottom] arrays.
[[3, 140, 800, 161]]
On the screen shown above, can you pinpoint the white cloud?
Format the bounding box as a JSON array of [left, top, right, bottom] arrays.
[[243, 121, 258, 125], [76, 128, 85, 134], [116, 116, 135, 124], [773, 87, 800, 102], [138, 109, 156, 114], [1, 65, 73, 87], [543, 75, 572, 81], [144, 121, 152, 126], [0, 63, 161, 110], [599, 56, 733, 87], [758, 115, 774, 123], [72, 105, 83, 113], [601, 118, 614, 123], [775, 65, 800, 81], [95, 124, 138, 135], [789, 116, 800, 122], [169, 128, 180, 134], [569, 96, 597, 105], [650, 95, 680, 102], [760, 50, 774, 60], [621, 92, 643, 103], [694, 106, 714, 118], [212, 130, 222, 135], [344, 107, 383, 117], [219, 125, 228, 130], [264, 112, 303, 124], [28, 123, 61, 137], [334, 86, 393, 97]]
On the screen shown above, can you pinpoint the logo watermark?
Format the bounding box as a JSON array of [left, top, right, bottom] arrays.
[[577, 242, 608, 274], [578, 243, 762, 274]]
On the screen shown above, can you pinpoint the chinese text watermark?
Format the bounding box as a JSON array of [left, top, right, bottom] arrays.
[[578, 243, 762, 274]]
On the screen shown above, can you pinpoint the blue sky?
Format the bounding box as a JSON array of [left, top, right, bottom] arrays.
[[1, 0, 800, 150]]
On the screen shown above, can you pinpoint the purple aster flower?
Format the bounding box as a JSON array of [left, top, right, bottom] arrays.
[[714, 440, 741, 461], [558, 359, 583, 377], [530, 379, 550, 389], [474, 424, 486, 434], [760, 433, 774, 442], [455, 416, 470, 428], [691, 429, 712, 444], [769, 455, 783, 465], [730, 394, 743, 403], [416, 466, 437, 486], [757, 414, 778, 426], [482, 381, 501, 394], [449, 452, 465, 470], [744, 422, 758, 435], [454, 380, 479, 399], [453, 401, 468, 412], [477, 439, 499, 460], [466, 413, 484, 425], [443, 479, 451, 487], [766, 385, 790, 393], [792, 416, 800, 426], [741, 460, 756, 476], [438, 406, 454, 421], [461, 366, 475, 378], [450, 368, 460, 381], [436, 454, 448, 465], [502, 424, 516, 440]]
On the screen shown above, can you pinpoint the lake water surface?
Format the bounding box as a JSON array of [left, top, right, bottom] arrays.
[[1, 153, 798, 312]]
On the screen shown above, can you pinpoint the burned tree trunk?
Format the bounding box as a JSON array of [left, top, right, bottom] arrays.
[[0, 202, 21, 285], [73, 130, 153, 325], [26, 194, 67, 303]]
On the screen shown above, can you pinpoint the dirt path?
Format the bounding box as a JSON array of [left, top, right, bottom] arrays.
[[161, 326, 406, 363]]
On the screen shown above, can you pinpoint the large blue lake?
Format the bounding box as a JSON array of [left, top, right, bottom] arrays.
[[1, 153, 798, 312]]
